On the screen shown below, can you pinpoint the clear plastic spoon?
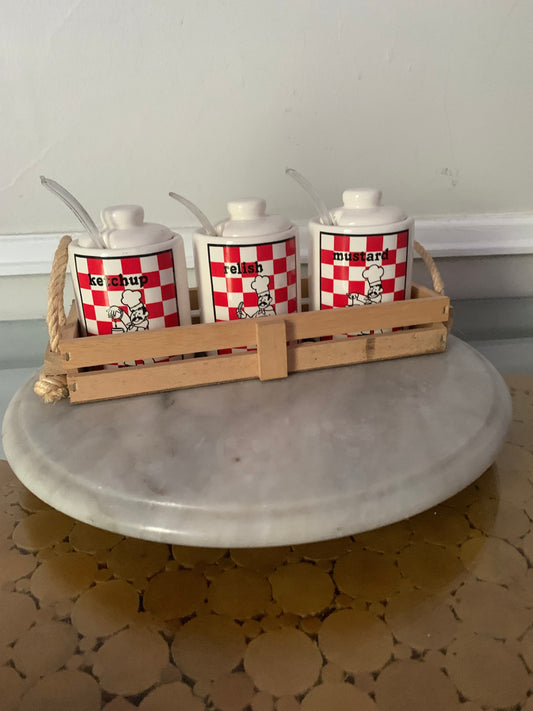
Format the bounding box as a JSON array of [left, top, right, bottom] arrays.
[[285, 168, 335, 226], [169, 191, 217, 236], [40, 176, 105, 248]]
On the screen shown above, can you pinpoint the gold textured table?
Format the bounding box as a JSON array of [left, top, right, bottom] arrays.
[[0, 374, 532, 711]]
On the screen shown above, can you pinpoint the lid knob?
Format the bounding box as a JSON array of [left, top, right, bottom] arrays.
[[227, 198, 267, 221], [102, 205, 144, 229], [342, 189, 382, 210]]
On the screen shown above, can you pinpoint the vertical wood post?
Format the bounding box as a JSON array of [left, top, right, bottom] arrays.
[[256, 319, 288, 381]]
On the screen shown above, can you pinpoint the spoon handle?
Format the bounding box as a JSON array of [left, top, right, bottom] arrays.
[[285, 168, 334, 226], [41, 176, 105, 248], [169, 192, 217, 236]]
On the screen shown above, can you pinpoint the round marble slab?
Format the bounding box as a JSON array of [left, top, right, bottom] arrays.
[[2, 336, 511, 547]]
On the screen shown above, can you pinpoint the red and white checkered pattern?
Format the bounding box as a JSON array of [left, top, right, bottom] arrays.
[[207, 236, 298, 354], [73, 249, 180, 337], [73, 249, 181, 367], [319, 230, 410, 338]]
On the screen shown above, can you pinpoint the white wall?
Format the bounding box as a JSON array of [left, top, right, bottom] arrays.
[[2, 0, 533, 237]]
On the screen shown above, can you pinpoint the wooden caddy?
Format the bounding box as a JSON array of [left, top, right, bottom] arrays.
[[43, 278, 451, 404]]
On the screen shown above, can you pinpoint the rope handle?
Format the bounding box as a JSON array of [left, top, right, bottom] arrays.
[[34, 235, 72, 403], [34, 235, 446, 402], [413, 240, 445, 295], [46, 235, 72, 351]]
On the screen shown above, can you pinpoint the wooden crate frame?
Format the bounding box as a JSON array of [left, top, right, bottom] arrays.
[[42, 278, 450, 404]]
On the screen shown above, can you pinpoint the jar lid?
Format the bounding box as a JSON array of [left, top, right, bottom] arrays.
[[216, 198, 292, 237], [331, 189, 406, 227], [101, 205, 173, 248]]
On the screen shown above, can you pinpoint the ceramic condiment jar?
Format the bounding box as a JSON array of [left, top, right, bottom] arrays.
[[308, 189, 414, 318], [68, 205, 191, 345], [193, 198, 301, 352]]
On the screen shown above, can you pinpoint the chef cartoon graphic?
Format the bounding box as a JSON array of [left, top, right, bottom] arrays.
[[107, 289, 150, 332], [347, 265, 384, 307], [346, 264, 384, 335], [236, 274, 276, 319]]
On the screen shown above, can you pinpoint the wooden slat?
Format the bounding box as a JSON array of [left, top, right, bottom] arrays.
[[67, 352, 259, 403], [60, 290, 448, 369], [256, 319, 288, 381], [62, 301, 80, 340], [42, 301, 80, 376], [411, 283, 440, 299], [43, 346, 65, 376], [283, 296, 449, 341], [61, 319, 258, 369], [287, 324, 447, 373]]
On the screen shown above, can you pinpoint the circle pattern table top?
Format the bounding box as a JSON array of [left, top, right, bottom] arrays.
[[2, 337, 511, 547], [0, 373, 531, 710]]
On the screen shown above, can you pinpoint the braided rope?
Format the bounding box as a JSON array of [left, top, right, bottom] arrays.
[[33, 373, 70, 403], [414, 240, 445, 295], [34, 236, 72, 403], [47, 235, 71, 350]]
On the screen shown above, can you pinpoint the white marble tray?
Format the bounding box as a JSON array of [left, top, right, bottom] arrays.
[[2, 337, 512, 547]]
